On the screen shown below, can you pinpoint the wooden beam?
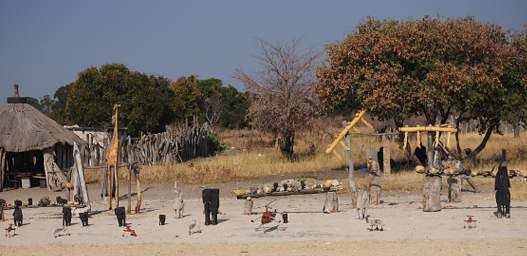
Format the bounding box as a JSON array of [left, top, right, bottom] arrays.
[[325, 110, 366, 154], [332, 150, 343, 161], [339, 141, 349, 151], [360, 117, 374, 130], [399, 126, 457, 133]]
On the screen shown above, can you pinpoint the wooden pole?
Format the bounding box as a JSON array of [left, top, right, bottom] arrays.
[[382, 136, 391, 176], [127, 165, 132, 214], [0, 147, 5, 192], [345, 133, 356, 208], [107, 165, 112, 210]]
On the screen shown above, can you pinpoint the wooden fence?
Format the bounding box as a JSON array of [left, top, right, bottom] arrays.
[[80, 121, 215, 167]]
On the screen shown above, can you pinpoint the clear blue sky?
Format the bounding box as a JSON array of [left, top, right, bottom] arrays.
[[1, 0, 526, 101]]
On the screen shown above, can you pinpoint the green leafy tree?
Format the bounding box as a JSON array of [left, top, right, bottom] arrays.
[[39, 95, 55, 115], [26, 97, 42, 111], [64, 64, 174, 136], [169, 76, 248, 129], [50, 83, 72, 123]]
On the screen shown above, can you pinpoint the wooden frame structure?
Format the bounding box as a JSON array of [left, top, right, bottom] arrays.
[[325, 110, 396, 208], [399, 125, 457, 151], [326, 110, 395, 175]]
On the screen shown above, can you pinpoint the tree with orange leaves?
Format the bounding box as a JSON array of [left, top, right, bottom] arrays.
[[316, 17, 526, 157]]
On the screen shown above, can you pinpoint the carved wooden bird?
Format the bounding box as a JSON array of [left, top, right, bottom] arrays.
[[5, 224, 16, 237]]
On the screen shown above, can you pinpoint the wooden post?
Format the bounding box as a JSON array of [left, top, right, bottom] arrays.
[[127, 165, 132, 214], [345, 134, 356, 208], [0, 147, 5, 192], [323, 192, 339, 213], [423, 175, 442, 211], [382, 136, 391, 176], [447, 176, 461, 203]]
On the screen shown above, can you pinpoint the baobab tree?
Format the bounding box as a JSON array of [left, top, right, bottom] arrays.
[[234, 39, 319, 158]]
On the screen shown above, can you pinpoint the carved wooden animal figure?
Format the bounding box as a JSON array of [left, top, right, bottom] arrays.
[[107, 104, 121, 210], [366, 216, 384, 231], [173, 181, 184, 218], [130, 162, 142, 214], [62, 206, 72, 226], [5, 224, 16, 237], [13, 207, 23, 226], [79, 212, 89, 226], [115, 206, 126, 227], [174, 193, 184, 219]]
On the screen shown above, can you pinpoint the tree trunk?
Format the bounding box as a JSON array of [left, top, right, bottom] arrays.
[[514, 125, 520, 138], [423, 175, 442, 212], [323, 192, 339, 213], [280, 130, 295, 158], [345, 134, 357, 208], [471, 125, 495, 156]]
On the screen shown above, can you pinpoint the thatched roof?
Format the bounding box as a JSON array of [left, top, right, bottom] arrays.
[[0, 103, 83, 152]]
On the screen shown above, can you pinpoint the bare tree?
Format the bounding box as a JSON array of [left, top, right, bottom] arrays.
[[234, 39, 319, 158]]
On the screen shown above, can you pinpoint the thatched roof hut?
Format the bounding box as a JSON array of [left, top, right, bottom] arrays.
[[0, 102, 83, 152], [0, 93, 83, 192]]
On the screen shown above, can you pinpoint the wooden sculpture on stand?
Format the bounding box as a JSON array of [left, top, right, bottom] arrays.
[[107, 104, 121, 210]]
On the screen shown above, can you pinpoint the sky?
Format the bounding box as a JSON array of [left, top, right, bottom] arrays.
[[1, 0, 526, 101]]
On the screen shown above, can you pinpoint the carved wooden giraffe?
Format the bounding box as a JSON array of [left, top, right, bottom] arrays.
[[107, 104, 121, 210]]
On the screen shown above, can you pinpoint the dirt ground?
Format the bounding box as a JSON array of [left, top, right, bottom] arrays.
[[1, 180, 526, 256]]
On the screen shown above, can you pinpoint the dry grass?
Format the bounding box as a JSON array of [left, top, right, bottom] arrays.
[[83, 128, 527, 200]]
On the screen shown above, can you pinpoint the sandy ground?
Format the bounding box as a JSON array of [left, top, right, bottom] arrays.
[[1, 182, 526, 256]]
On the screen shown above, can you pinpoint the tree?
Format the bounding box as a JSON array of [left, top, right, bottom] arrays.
[[169, 76, 249, 129], [316, 17, 513, 158], [64, 64, 174, 136], [50, 83, 73, 124], [501, 29, 527, 137], [234, 39, 319, 158], [26, 97, 42, 111], [39, 95, 55, 115], [218, 86, 249, 129]]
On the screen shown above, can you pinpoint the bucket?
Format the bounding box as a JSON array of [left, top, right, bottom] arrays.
[[21, 178, 31, 188]]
